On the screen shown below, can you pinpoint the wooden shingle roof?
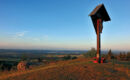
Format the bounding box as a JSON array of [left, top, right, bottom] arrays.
[[89, 4, 111, 21]]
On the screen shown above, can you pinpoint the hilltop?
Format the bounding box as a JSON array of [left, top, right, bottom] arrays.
[[0, 58, 129, 80]]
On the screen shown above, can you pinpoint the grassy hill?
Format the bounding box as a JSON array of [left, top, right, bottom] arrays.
[[0, 58, 130, 80]]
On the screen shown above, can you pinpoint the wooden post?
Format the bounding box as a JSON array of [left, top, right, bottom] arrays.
[[97, 19, 101, 63]]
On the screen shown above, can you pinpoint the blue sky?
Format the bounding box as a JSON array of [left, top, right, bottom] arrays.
[[0, 0, 130, 50]]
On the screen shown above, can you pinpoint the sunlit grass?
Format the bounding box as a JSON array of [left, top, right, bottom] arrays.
[[0, 58, 130, 80]]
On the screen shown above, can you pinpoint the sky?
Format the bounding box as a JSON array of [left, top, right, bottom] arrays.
[[0, 0, 130, 51]]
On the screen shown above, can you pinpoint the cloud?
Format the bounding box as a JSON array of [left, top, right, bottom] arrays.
[[17, 31, 28, 37], [12, 31, 28, 39]]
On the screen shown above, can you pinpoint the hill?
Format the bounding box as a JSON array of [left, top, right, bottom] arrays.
[[0, 58, 130, 80]]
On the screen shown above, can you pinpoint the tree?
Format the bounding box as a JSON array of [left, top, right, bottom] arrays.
[[122, 52, 127, 61], [83, 48, 96, 58], [107, 49, 114, 60], [117, 52, 127, 61], [127, 52, 130, 61]]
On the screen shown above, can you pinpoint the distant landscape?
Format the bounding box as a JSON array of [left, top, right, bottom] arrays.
[[0, 49, 130, 80]]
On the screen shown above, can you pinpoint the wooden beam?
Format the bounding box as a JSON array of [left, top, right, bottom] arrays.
[[97, 19, 101, 63]]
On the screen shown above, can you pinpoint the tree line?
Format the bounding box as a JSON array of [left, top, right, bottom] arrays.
[[83, 48, 130, 61]]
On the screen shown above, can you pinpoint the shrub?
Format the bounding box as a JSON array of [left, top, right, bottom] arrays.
[[0, 64, 3, 71], [72, 56, 77, 59], [63, 55, 71, 60], [62, 55, 77, 60], [0, 63, 13, 71]]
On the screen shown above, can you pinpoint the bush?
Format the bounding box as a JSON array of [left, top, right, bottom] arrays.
[[62, 55, 77, 60], [63, 55, 71, 60], [0, 63, 13, 71], [0, 64, 3, 71], [83, 48, 96, 58], [72, 56, 77, 59]]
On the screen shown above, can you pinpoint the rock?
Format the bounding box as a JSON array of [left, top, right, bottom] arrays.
[[17, 61, 29, 71]]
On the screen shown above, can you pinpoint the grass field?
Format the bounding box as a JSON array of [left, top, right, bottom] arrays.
[[0, 58, 130, 80]]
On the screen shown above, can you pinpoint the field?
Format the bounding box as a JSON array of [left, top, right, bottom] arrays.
[[0, 58, 129, 80]]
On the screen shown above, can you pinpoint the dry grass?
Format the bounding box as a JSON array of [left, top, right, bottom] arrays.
[[0, 58, 130, 80]]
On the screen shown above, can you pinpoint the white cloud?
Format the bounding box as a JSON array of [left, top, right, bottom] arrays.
[[17, 31, 28, 37], [12, 31, 28, 39]]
